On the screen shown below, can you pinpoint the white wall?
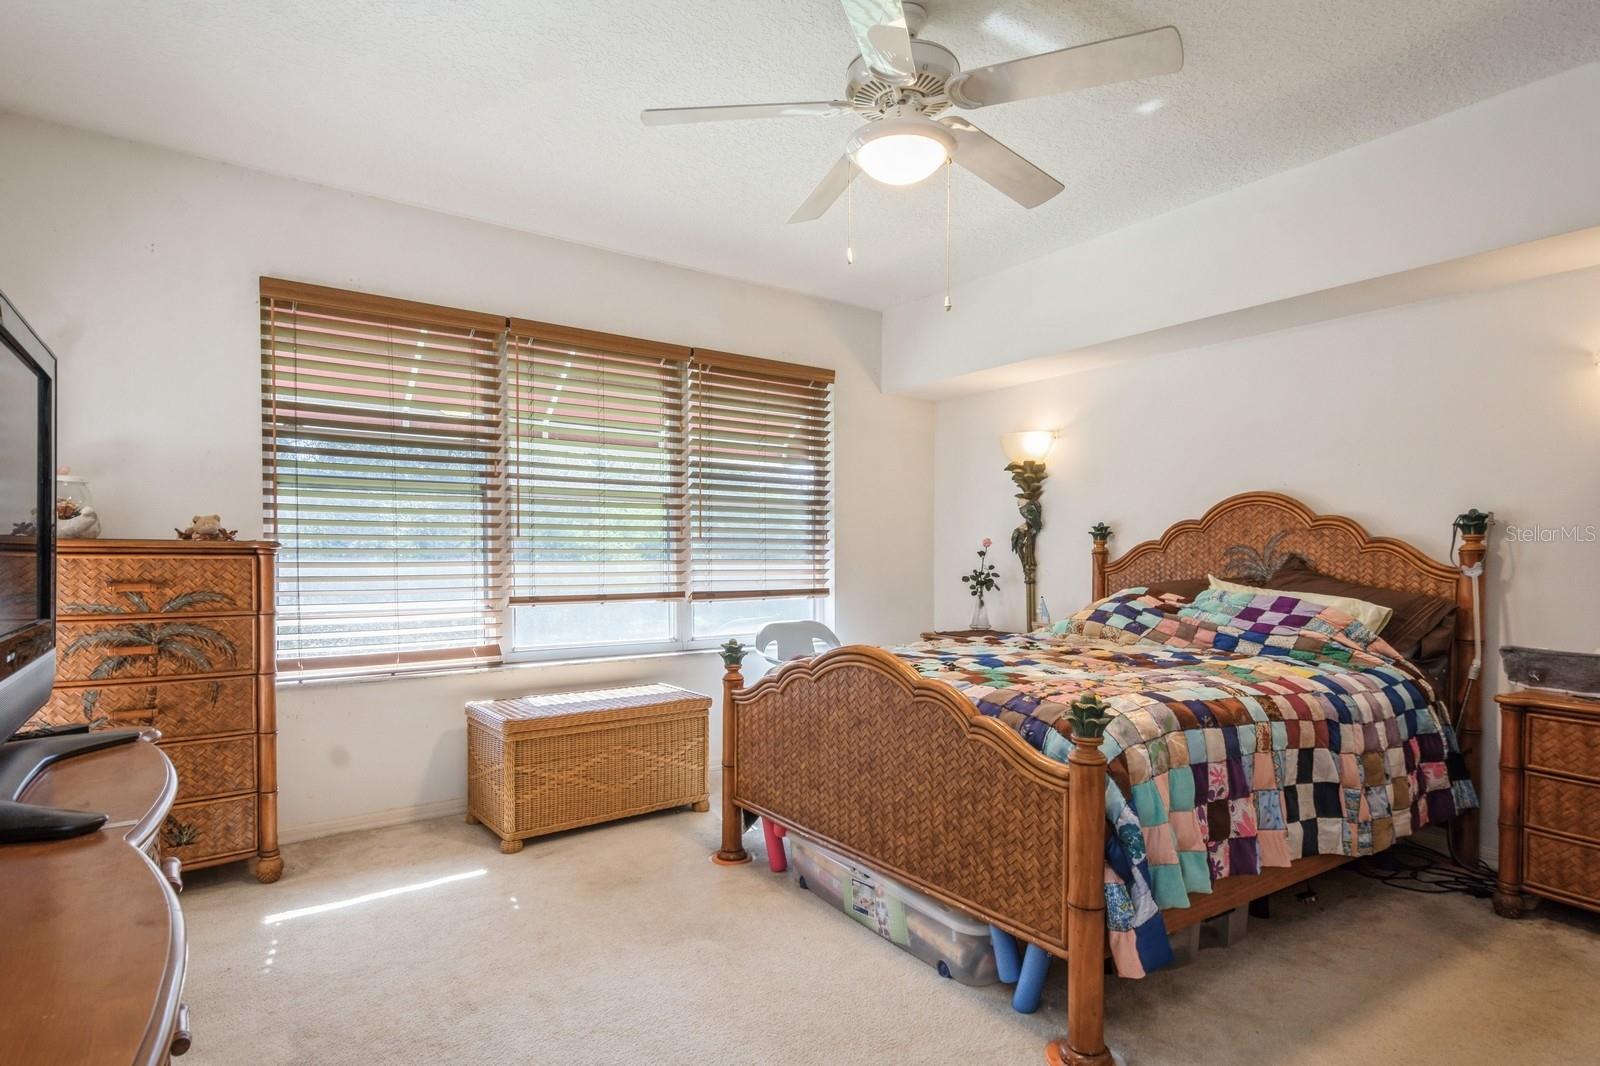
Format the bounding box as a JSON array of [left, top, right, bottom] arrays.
[[931, 266, 1600, 856], [0, 112, 936, 840], [884, 63, 1600, 397]]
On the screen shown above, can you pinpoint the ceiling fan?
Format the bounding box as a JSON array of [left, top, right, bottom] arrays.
[[642, 2, 1183, 223]]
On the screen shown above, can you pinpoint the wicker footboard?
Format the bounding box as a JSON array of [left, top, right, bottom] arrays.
[[727, 644, 1074, 949], [714, 643, 1115, 1064]]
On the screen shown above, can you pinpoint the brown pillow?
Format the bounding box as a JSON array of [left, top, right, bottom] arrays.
[[1143, 577, 1209, 602], [1266, 555, 1456, 660]]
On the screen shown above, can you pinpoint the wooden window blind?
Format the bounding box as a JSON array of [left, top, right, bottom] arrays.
[[687, 351, 835, 601], [260, 279, 506, 677], [260, 278, 837, 672], [505, 321, 691, 604]]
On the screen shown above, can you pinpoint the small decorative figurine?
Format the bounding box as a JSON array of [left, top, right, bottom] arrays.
[[176, 514, 239, 541]]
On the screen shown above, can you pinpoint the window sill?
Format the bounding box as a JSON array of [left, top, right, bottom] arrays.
[[275, 646, 725, 689]]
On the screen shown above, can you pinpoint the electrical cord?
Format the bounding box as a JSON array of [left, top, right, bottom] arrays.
[[1353, 837, 1497, 898]]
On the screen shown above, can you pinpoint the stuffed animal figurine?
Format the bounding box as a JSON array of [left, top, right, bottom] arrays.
[[176, 514, 238, 541]]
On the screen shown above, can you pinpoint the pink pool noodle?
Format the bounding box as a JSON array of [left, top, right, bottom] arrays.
[[762, 818, 788, 872]]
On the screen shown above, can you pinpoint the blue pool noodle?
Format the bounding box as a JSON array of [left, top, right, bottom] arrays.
[[988, 925, 1021, 984], [1012, 944, 1050, 1014]]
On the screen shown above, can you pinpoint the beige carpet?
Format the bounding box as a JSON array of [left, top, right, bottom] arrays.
[[179, 800, 1600, 1065]]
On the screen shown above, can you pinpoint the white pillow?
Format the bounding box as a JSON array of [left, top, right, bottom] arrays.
[[1207, 575, 1394, 634]]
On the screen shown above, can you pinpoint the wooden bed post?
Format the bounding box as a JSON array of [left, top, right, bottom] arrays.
[[712, 639, 752, 866], [1492, 695, 1525, 917], [1450, 510, 1489, 864], [1047, 694, 1116, 1066], [1089, 524, 1112, 601]]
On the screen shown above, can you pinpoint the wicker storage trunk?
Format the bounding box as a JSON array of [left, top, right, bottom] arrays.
[[465, 684, 711, 853]]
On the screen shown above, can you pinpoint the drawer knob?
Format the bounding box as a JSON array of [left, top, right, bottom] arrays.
[[170, 1003, 192, 1056], [110, 706, 159, 725], [161, 856, 183, 894]]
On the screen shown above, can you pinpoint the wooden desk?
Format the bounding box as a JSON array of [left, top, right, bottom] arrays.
[[0, 735, 188, 1064]]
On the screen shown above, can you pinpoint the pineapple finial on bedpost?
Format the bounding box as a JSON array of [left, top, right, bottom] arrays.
[[720, 639, 745, 670], [1067, 691, 1111, 744], [1088, 524, 1112, 601]]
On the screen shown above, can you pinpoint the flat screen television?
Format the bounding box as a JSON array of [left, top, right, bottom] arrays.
[[0, 288, 56, 744]]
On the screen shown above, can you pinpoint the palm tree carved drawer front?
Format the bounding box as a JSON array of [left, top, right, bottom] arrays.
[[34, 677, 257, 736], [162, 795, 257, 866], [54, 615, 256, 683], [57, 555, 257, 617]]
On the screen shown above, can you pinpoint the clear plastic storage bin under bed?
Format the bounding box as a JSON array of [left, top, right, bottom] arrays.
[[788, 833, 999, 986]]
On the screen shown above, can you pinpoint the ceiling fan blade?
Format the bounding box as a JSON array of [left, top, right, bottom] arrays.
[[948, 26, 1183, 109], [940, 117, 1063, 209], [841, 0, 918, 85], [788, 156, 855, 224], [641, 101, 852, 126]]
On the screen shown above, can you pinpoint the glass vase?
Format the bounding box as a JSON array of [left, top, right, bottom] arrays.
[[969, 599, 990, 631], [55, 473, 102, 539]]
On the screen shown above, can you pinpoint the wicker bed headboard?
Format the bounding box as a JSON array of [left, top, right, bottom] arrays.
[[1093, 491, 1460, 600], [1089, 490, 1489, 859]]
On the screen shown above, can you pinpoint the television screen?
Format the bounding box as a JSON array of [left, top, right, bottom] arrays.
[[0, 293, 55, 745], [0, 345, 45, 637]]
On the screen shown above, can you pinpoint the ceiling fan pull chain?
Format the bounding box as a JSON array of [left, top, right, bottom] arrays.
[[846, 161, 855, 265], [944, 158, 952, 312]]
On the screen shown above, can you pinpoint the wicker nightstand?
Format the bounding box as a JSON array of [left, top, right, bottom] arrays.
[[1493, 688, 1600, 917], [465, 684, 710, 853]]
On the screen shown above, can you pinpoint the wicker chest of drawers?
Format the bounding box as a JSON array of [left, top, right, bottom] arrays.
[[1494, 688, 1600, 918], [26, 539, 282, 882]]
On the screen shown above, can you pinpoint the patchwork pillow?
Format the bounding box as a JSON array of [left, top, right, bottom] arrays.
[[1207, 574, 1394, 634], [1048, 587, 1174, 642], [1177, 586, 1387, 659], [1264, 555, 1456, 660]]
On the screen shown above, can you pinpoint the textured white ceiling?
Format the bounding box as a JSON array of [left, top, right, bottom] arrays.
[[0, 1, 1596, 310]]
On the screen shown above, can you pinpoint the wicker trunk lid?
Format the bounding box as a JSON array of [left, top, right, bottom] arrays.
[[466, 683, 711, 735]]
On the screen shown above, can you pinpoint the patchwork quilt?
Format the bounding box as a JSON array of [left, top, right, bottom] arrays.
[[892, 586, 1477, 978]]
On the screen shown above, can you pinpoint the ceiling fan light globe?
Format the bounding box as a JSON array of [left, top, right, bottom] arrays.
[[846, 116, 956, 187], [853, 133, 948, 185]]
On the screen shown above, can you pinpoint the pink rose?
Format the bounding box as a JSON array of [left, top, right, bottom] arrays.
[[982, 537, 992, 548]]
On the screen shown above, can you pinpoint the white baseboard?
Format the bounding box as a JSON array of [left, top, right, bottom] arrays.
[[280, 797, 467, 845]]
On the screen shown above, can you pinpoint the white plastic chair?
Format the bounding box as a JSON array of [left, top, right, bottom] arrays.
[[752, 620, 842, 665]]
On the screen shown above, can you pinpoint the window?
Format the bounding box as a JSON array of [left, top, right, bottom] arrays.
[[260, 280, 835, 677], [261, 281, 506, 678], [505, 322, 689, 651], [687, 352, 833, 604]]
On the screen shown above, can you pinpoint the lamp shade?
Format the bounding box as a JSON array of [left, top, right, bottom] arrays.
[[1001, 430, 1055, 465], [845, 115, 957, 187]]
